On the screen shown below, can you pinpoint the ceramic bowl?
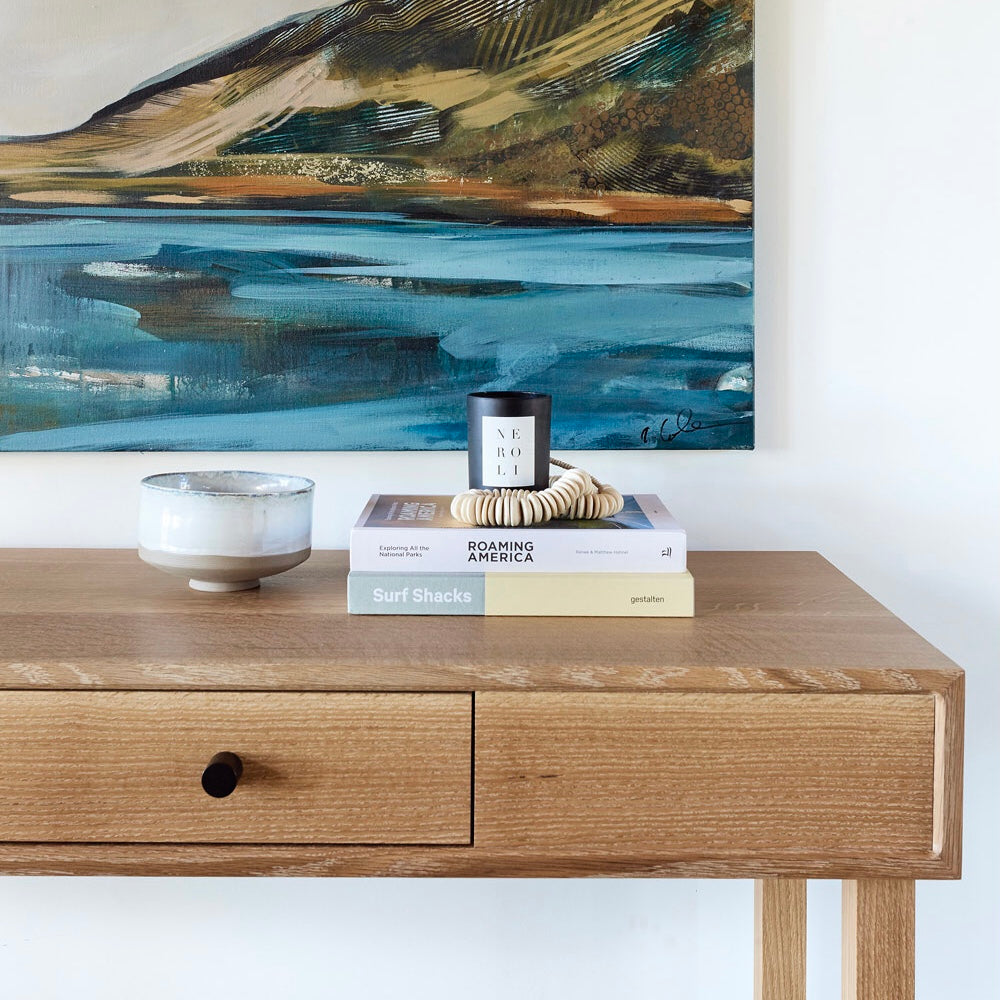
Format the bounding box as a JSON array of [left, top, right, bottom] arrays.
[[138, 471, 314, 592]]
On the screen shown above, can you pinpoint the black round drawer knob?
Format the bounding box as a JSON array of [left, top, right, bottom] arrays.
[[201, 752, 243, 798]]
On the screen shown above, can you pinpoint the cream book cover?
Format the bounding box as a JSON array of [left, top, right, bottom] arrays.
[[348, 571, 694, 617]]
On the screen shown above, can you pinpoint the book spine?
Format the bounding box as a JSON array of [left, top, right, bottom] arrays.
[[349, 527, 687, 574], [348, 572, 694, 617]]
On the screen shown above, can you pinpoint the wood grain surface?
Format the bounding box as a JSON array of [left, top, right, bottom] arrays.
[[933, 678, 965, 877], [0, 550, 964, 879], [0, 692, 471, 844], [754, 879, 806, 1000], [0, 843, 965, 879], [476, 693, 936, 856], [0, 550, 964, 693], [842, 879, 915, 1000]]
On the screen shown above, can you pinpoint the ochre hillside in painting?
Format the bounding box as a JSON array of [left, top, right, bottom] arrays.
[[0, 0, 753, 224]]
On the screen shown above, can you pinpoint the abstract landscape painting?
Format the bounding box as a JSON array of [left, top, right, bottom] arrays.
[[0, 0, 753, 451]]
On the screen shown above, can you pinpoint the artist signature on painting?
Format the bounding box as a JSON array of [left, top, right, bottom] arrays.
[[641, 409, 705, 444], [640, 409, 745, 445]]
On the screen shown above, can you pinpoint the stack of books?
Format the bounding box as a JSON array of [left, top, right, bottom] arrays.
[[348, 494, 693, 617]]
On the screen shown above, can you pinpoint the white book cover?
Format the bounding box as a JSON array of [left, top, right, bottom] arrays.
[[350, 494, 686, 573]]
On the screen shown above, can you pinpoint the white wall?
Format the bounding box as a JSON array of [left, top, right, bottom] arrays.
[[2, 0, 998, 993]]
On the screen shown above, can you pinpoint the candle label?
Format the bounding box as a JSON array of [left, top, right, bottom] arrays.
[[481, 415, 535, 487]]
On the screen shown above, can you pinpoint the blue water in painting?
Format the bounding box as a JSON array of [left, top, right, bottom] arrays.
[[0, 208, 753, 451]]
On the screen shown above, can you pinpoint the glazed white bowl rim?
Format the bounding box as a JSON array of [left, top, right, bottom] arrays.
[[141, 470, 315, 498]]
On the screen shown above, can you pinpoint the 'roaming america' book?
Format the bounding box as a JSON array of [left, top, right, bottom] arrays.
[[350, 494, 686, 574]]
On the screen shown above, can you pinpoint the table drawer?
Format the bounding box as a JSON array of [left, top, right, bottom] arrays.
[[476, 693, 938, 857], [0, 692, 471, 844]]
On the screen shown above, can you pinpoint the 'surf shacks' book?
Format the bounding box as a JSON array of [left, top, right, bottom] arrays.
[[349, 494, 687, 574], [348, 570, 694, 617]]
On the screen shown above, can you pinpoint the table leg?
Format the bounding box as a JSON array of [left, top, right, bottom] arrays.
[[842, 879, 915, 1000], [754, 878, 806, 1000]]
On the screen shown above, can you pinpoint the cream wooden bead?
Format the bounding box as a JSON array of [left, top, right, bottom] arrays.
[[450, 459, 625, 526]]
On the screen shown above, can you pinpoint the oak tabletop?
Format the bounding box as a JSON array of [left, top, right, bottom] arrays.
[[0, 549, 961, 692]]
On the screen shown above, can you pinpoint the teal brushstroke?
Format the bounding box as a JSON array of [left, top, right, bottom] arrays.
[[0, 210, 753, 451]]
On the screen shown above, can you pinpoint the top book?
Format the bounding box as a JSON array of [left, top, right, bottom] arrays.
[[350, 494, 686, 574]]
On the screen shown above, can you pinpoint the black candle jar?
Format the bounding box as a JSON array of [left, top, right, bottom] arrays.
[[467, 392, 551, 492]]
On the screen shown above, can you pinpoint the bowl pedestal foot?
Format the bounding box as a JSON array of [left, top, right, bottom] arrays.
[[188, 578, 261, 593]]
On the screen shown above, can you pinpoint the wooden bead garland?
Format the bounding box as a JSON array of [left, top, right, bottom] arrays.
[[450, 457, 624, 527]]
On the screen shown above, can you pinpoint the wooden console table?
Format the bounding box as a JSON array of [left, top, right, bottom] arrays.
[[0, 550, 963, 999]]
